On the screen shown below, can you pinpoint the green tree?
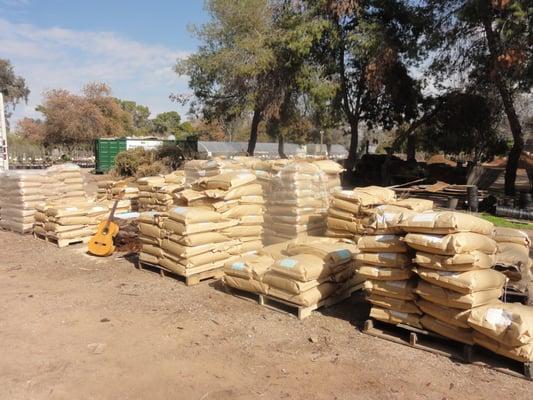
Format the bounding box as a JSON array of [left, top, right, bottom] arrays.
[[119, 100, 151, 135], [305, 0, 425, 171], [152, 111, 182, 136], [0, 59, 30, 124], [424, 0, 532, 195]]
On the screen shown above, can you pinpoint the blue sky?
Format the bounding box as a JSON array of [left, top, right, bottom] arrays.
[[0, 0, 208, 125]]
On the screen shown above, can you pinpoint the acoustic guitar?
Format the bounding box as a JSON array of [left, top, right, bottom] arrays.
[[88, 195, 122, 257]]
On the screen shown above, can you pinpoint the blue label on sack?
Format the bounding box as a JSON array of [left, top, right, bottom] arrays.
[[335, 249, 351, 260], [231, 262, 246, 271], [280, 258, 298, 268]]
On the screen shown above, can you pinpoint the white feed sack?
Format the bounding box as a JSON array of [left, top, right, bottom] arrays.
[[263, 161, 329, 245], [0, 170, 50, 233]]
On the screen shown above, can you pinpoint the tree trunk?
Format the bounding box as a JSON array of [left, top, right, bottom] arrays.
[[406, 134, 416, 163], [481, 13, 524, 196], [345, 121, 359, 172], [247, 108, 261, 156], [278, 133, 286, 159]]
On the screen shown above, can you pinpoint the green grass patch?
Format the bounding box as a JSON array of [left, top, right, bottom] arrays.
[[479, 213, 533, 230]]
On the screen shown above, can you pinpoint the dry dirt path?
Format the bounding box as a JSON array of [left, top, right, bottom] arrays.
[[0, 230, 531, 400]]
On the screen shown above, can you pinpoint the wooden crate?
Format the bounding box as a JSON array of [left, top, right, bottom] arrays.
[[136, 260, 224, 286], [362, 318, 532, 380]]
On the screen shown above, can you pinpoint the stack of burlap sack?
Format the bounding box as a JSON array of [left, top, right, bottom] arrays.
[[313, 159, 344, 193], [0, 171, 51, 233], [158, 206, 239, 276], [493, 227, 532, 292], [346, 191, 433, 328], [34, 200, 109, 242], [136, 172, 185, 212], [46, 163, 87, 202], [184, 159, 246, 185], [224, 237, 364, 307], [138, 211, 167, 266], [263, 161, 329, 245], [401, 211, 506, 345], [467, 301, 533, 363], [326, 186, 399, 239], [194, 171, 265, 254]]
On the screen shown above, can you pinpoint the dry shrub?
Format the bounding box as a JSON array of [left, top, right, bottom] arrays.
[[135, 161, 170, 178]]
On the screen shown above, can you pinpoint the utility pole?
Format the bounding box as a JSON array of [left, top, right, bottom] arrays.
[[0, 93, 9, 171]]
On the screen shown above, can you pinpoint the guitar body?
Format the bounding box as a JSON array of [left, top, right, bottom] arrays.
[[88, 220, 119, 257]]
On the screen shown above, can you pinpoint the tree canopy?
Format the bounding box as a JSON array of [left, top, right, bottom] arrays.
[[0, 59, 30, 122]]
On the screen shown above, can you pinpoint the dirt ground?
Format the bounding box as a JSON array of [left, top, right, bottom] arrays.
[[0, 230, 531, 400]]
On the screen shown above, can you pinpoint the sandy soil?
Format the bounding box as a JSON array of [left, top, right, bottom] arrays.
[[0, 230, 531, 400]]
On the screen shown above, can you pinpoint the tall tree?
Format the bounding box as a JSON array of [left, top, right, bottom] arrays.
[[305, 0, 426, 171], [119, 100, 151, 135], [0, 59, 30, 123], [425, 0, 532, 195], [152, 111, 183, 137]]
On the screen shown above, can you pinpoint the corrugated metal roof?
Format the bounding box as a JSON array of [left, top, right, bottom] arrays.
[[198, 141, 348, 157]]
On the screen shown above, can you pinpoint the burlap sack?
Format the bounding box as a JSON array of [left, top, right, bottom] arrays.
[[139, 252, 159, 265], [198, 171, 257, 190], [224, 253, 274, 280], [49, 227, 94, 240], [414, 267, 506, 294], [267, 282, 338, 307], [356, 265, 412, 281], [223, 275, 269, 294], [414, 251, 494, 271], [355, 252, 411, 268], [162, 219, 237, 235], [370, 306, 422, 329], [141, 244, 165, 258], [420, 315, 474, 345], [263, 272, 325, 294], [229, 240, 263, 255], [325, 228, 354, 239], [399, 211, 494, 235], [161, 239, 217, 258], [222, 225, 263, 238], [48, 216, 92, 225], [270, 254, 332, 282], [221, 204, 263, 219], [168, 207, 225, 224], [473, 332, 533, 362], [366, 206, 417, 234], [240, 215, 264, 226], [495, 242, 530, 266], [258, 242, 290, 260], [138, 211, 166, 226], [468, 302, 533, 347], [367, 294, 421, 314], [416, 299, 471, 328], [178, 250, 230, 269], [493, 227, 531, 247], [313, 160, 344, 174], [357, 234, 408, 253], [45, 205, 87, 218], [327, 217, 361, 234], [138, 222, 164, 239], [177, 231, 229, 246], [328, 207, 359, 222], [330, 198, 360, 214], [404, 232, 497, 255], [333, 186, 395, 206], [44, 222, 86, 233], [391, 198, 433, 212], [415, 281, 502, 310], [364, 279, 417, 300], [285, 242, 356, 266]]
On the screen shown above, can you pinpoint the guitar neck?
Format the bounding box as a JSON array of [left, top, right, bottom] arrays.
[[104, 199, 120, 230]]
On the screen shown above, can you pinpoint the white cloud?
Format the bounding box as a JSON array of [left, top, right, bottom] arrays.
[[0, 18, 192, 125]]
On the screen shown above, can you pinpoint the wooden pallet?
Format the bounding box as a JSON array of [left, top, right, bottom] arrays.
[[223, 285, 262, 304], [136, 260, 224, 286], [363, 318, 532, 380], [33, 232, 91, 248], [258, 283, 364, 320], [0, 225, 33, 235]]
